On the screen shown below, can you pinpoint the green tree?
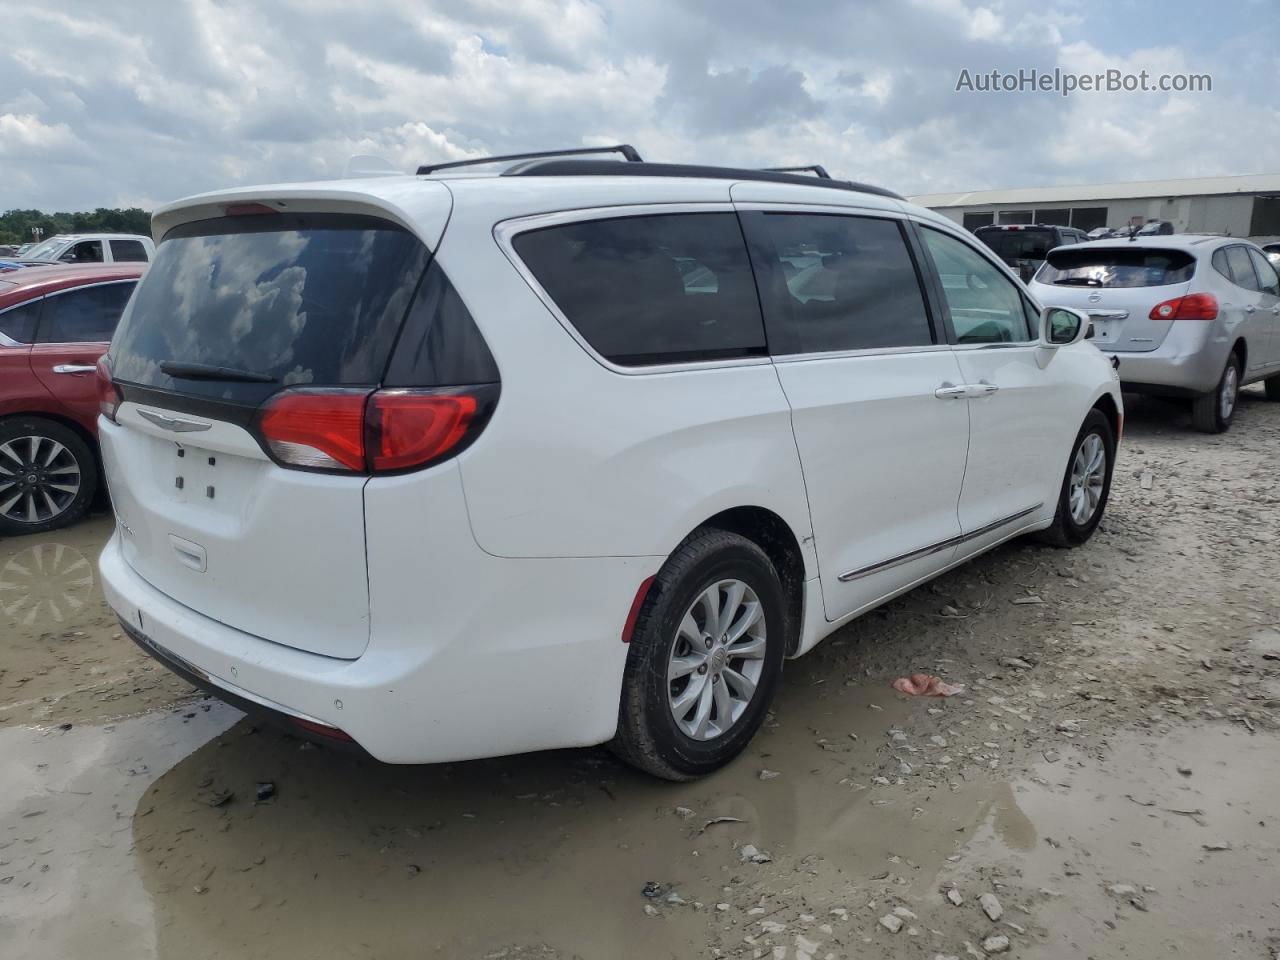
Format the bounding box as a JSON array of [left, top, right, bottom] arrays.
[[0, 208, 152, 246]]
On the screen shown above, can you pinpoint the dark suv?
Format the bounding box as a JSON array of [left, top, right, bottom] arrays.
[[974, 224, 1089, 282]]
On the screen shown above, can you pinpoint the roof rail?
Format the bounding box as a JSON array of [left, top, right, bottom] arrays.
[[417, 144, 642, 175], [761, 165, 831, 179], [504, 159, 903, 201]]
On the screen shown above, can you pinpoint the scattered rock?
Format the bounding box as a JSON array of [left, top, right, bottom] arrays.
[[1202, 841, 1232, 851], [878, 914, 904, 934], [981, 934, 1010, 954], [758, 769, 781, 781], [739, 844, 773, 864], [254, 781, 276, 802], [946, 888, 964, 906], [979, 893, 1003, 922]]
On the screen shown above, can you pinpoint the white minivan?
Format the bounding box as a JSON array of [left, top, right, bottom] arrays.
[[96, 148, 1122, 779]]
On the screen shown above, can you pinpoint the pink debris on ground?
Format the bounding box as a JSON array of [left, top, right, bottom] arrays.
[[892, 674, 965, 697]]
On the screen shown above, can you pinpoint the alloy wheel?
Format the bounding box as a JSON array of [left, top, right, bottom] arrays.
[[1220, 363, 1239, 420], [0, 435, 83, 525], [667, 579, 767, 741], [1068, 432, 1107, 526]]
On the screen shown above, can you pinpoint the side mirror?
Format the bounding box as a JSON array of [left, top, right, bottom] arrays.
[[1040, 306, 1088, 347]]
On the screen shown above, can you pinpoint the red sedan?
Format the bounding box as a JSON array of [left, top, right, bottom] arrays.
[[0, 263, 144, 534]]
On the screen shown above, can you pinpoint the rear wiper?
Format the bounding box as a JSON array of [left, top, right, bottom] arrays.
[[1054, 277, 1103, 286], [159, 361, 277, 383]]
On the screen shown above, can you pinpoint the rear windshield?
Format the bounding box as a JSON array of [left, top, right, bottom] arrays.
[[110, 213, 429, 402], [975, 229, 1058, 261], [1036, 247, 1195, 288]]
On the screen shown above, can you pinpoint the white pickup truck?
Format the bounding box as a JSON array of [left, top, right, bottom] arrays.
[[17, 233, 154, 265]]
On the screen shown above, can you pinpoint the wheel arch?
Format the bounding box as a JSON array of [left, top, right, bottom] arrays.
[[1090, 391, 1122, 442], [1231, 337, 1247, 371], [695, 505, 807, 656], [0, 410, 98, 452]]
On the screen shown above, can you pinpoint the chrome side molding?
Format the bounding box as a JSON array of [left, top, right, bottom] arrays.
[[837, 503, 1043, 582]]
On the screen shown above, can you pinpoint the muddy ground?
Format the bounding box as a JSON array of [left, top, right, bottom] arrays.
[[2, 388, 1278, 960]]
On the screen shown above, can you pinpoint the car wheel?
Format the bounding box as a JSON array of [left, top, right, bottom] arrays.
[[1037, 409, 1115, 548], [1264, 375, 1280, 402], [611, 528, 788, 780], [0, 417, 98, 536], [1191, 354, 1241, 433]]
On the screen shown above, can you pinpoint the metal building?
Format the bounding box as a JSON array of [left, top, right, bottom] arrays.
[[909, 173, 1280, 239]]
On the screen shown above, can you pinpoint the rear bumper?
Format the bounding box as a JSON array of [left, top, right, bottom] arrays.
[[100, 531, 653, 764], [1104, 321, 1230, 397]]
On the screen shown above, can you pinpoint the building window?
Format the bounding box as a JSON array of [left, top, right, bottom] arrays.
[[997, 210, 1033, 225], [1069, 207, 1108, 231], [1035, 208, 1071, 227], [962, 212, 995, 231]]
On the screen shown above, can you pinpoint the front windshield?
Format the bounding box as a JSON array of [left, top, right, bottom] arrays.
[[20, 237, 65, 260]]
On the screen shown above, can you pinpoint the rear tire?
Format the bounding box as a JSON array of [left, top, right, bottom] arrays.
[[1037, 409, 1115, 548], [610, 528, 788, 780], [1191, 354, 1241, 433], [0, 417, 97, 536]]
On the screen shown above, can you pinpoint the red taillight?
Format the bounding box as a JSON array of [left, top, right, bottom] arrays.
[[96, 356, 121, 422], [1150, 292, 1218, 321], [258, 389, 369, 471], [365, 391, 477, 472], [257, 387, 490, 473]]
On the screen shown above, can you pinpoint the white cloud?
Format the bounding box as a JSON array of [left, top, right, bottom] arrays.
[[0, 0, 1274, 211]]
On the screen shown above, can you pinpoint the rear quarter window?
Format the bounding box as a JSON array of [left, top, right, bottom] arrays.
[[511, 212, 766, 367], [0, 299, 40, 343], [1037, 248, 1195, 288]]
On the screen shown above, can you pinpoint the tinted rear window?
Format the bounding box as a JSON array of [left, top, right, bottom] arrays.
[[1036, 247, 1195, 288], [38, 281, 136, 343], [0, 299, 40, 343], [975, 229, 1058, 261], [110, 214, 429, 403], [746, 212, 933, 354], [512, 213, 766, 366], [110, 239, 149, 262]]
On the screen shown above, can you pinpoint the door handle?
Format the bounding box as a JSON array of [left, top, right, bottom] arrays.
[[52, 364, 97, 374], [934, 383, 969, 399], [967, 381, 999, 398]]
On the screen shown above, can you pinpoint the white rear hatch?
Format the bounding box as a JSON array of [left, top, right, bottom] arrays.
[[1030, 244, 1197, 352], [100, 183, 451, 659]]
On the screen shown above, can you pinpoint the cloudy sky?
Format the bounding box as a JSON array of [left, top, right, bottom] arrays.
[[1, 0, 1276, 212]]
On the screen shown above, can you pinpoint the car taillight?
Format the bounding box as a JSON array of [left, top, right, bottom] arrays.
[[258, 389, 369, 471], [96, 356, 121, 422], [1150, 292, 1218, 321], [365, 390, 478, 472], [257, 386, 494, 474]]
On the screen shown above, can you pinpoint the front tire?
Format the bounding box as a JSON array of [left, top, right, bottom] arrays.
[[1191, 354, 1241, 433], [611, 528, 788, 780], [1038, 409, 1115, 547], [0, 417, 98, 536]]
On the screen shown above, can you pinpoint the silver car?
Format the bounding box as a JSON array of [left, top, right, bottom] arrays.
[[1028, 235, 1280, 432]]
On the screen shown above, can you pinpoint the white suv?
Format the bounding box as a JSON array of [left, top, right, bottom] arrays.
[[18, 233, 154, 265], [96, 148, 1122, 779]]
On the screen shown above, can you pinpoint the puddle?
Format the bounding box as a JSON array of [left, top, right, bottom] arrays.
[[0, 680, 1276, 960], [0, 705, 238, 958], [941, 725, 1280, 960], [0, 514, 194, 726]]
